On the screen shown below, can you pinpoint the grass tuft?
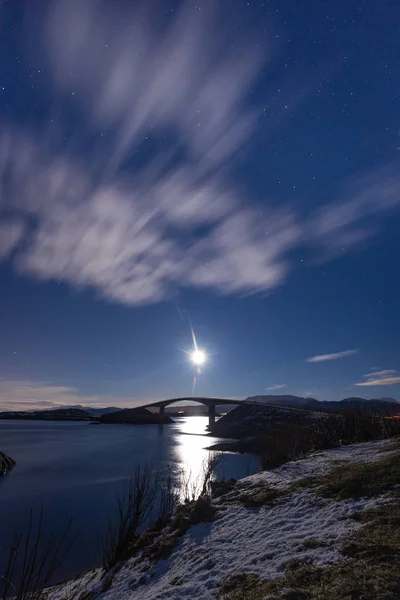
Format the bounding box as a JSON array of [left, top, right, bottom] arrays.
[[217, 573, 264, 600], [301, 538, 328, 550], [240, 488, 280, 508], [292, 450, 400, 499], [317, 450, 400, 499]]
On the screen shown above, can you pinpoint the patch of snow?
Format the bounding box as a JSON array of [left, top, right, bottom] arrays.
[[47, 439, 394, 600], [96, 493, 383, 600]]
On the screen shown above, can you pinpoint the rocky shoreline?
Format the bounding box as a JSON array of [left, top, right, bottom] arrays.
[[0, 451, 16, 475]]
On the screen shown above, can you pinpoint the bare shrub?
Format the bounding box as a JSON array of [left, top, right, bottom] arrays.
[[201, 452, 221, 496], [101, 454, 222, 570], [257, 411, 400, 470], [154, 468, 180, 528], [178, 452, 222, 502], [100, 464, 157, 570], [0, 505, 75, 600]]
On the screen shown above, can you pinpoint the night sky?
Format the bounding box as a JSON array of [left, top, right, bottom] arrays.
[[0, 0, 399, 410]]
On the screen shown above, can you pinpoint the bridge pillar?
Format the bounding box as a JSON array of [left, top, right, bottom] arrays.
[[159, 405, 165, 421], [208, 404, 216, 429]]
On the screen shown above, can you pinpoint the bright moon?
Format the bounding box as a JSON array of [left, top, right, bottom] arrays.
[[191, 349, 206, 366]]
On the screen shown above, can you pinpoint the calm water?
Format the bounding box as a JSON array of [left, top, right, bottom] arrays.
[[0, 418, 258, 581]]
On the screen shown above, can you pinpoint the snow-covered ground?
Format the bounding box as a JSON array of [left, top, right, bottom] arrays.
[[48, 439, 394, 600]]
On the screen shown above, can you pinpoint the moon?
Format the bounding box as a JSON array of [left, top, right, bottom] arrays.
[[191, 349, 206, 366]]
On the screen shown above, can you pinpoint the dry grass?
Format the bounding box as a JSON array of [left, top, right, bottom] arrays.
[[319, 451, 400, 499], [292, 450, 400, 499], [217, 573, 265, 600], [218, 454, 400, 600]]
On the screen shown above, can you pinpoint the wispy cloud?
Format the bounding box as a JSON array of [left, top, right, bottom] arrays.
[[306, 349, 358, 363], [355, 369, 400, 387], [0, 219, 24, 259], [266, 384, 287, 391], [0, 380, 145, 411], [0, 1, 399, 306], [363, 369, 398, 379]]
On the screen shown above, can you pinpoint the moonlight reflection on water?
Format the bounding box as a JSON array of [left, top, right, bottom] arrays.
[[0, 417, 258, 581]]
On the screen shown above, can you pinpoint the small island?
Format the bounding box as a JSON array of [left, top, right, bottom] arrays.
[[0, 406, 173, 425], [0, 408, 94, 422]]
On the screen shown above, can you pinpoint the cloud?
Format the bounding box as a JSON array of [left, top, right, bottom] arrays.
[[267, 384, 287, 391], [355, 369, 400, 387], [363, 369, 398, 379], [0, 130, 300, 304], [0, 379, 144, 411], [355, 377, 400, 387], [0, 0, 301, 304], [306, 349, 358, 363], [0, 0, 399, 306], [307, 164, 400, 260], [44, 0, 264, 176], [0, 219, 24, 259]]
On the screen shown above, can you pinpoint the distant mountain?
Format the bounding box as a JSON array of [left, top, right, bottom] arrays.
[[341, 397, 398, 405], [247, 395, 320, 407], [246, 395, 400, 415], [79, 406, 122, 416], [0, 408, 93, 421], [61, 404, 123, 416]]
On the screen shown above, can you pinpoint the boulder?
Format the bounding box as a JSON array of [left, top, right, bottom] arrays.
[[0, 451, 16, 475]]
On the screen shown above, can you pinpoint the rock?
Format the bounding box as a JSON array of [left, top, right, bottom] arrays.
[[0, 451, 16, 475]]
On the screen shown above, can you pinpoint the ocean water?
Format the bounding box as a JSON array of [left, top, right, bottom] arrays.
[[0, 417, 258, 581]]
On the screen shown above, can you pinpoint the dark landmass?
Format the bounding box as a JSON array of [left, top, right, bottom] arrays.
[[246, 395, 400, 415], [207, 437, 257, 453], [210, 403, 311, 440], [210, 396, 400, 442], [0, 408, 94, 421], [0, 451, 16, 475], [99, 407, 173, 425]]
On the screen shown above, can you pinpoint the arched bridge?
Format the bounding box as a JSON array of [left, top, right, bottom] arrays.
[[141, 397, 247, 427]]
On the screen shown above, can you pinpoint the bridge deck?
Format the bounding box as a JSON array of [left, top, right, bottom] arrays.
[[138, 397, 316, 427]]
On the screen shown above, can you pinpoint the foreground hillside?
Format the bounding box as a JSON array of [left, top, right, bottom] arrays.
[[48, 438, 400, 600]]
